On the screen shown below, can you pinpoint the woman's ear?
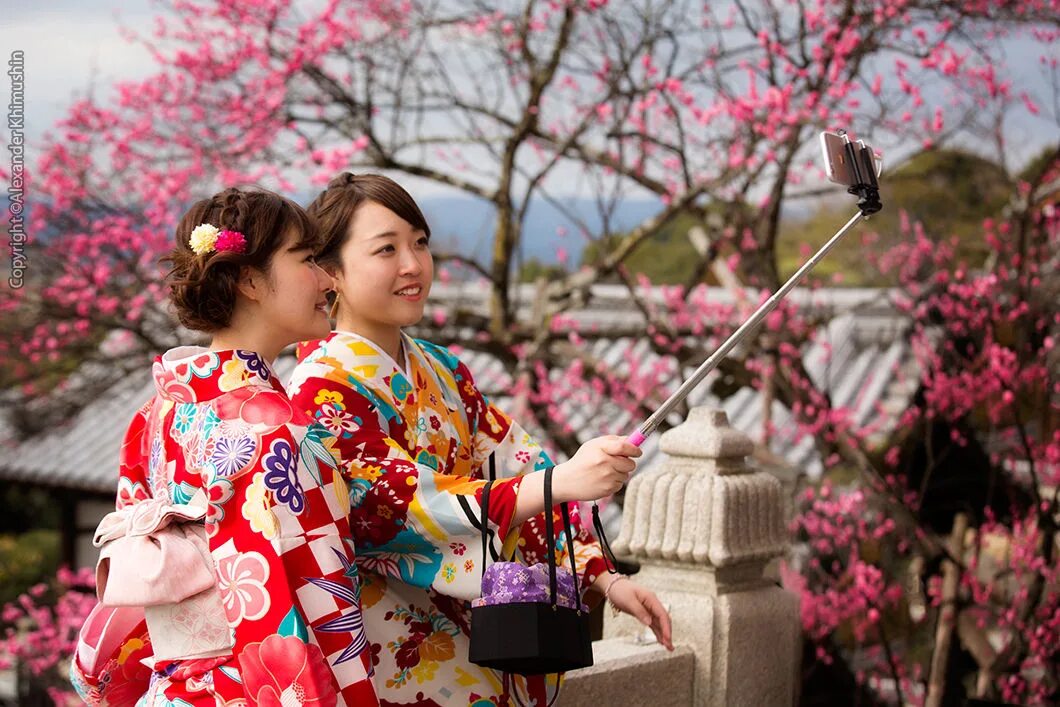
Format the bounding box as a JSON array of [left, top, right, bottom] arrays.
[[320, 264, 341, 293], [320, 261, 339, 281], [235, 265, 267, 303], [321, 265, 342, 319]]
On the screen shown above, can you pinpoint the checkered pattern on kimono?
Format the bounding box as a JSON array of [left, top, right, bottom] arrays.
[[71, 348, 381, 707], [284, 538, 372, 694], [284, 333, 599, 706], [337, 672, 380, 705], [313, 475, 352, 528]]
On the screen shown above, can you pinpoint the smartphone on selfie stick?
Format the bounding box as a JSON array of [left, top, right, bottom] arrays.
[[623, 129, 885, 448], [820, 130, 883, 216]]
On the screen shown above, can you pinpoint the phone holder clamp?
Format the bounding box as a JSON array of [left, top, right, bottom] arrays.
[[843, 140, 883, 216]]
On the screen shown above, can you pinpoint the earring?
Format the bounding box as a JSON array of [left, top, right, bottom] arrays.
[[328, 291, 340, 319]]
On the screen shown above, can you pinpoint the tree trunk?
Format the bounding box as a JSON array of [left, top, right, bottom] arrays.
[[925, 512, 969, 707]]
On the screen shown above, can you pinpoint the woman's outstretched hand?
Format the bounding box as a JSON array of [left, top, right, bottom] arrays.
[[601, 577, 674, 651], [552, 435, 642, 503], [510, 436, 641, 525]]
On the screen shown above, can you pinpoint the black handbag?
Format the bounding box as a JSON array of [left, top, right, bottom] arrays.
[[468, 466, 594, 676]]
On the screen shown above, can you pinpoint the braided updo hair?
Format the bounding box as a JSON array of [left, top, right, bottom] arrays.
[[165, 187, 318, 332], [306, 173, 430, 271]]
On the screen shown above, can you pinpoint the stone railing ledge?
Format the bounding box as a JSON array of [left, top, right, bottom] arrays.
[[562, 638, 695, 707], [564, 407, 801, 706]]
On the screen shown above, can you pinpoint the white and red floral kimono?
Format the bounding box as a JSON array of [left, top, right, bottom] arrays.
[[288, 332, 608, 707], [71, 347, 379, 706]]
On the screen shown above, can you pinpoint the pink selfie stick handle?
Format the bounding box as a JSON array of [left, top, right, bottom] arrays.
[[627, 430, 647, 447]]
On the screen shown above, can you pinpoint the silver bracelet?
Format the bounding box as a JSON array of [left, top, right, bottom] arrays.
[[604, 574, 629, 616]]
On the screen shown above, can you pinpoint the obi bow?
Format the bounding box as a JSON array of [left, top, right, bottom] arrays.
[[91, 495, 235, 663], [93, 497, 215, 607]]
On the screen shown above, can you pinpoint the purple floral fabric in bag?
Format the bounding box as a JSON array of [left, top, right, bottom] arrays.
[[472, 562, 579, 609]]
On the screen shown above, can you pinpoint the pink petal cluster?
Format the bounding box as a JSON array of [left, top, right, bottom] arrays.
[[1, 567, 97, 702], [1, 0, 1057, 703], [215, 229, 248, 254]]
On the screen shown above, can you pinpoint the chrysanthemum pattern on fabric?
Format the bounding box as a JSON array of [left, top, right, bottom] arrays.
[[71, 347, 379, 706], [288, 332, 607, 706]]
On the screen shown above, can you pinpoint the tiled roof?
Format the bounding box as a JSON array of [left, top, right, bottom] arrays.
[[415, 284, 914, 477]]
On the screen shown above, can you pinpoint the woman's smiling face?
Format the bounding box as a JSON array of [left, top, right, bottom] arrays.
[[330, 200, 433, 344], [257, 227, 333, 344]]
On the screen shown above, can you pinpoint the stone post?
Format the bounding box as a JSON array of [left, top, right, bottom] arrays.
[[607, 407, 800, 706]]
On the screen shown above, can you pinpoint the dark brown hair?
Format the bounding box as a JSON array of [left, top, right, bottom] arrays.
[[306, 173, 430, 270], [164, 187, 318, 332]]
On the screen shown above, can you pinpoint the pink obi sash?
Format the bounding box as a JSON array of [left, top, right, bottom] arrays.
[[92, 497, 234, 663]]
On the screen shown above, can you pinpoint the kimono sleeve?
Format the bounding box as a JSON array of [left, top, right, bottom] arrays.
[[71, 403, 153, 706], [289, 375, 524, 594], [115, 400, 155, 509], [457, 360, 610, 598]]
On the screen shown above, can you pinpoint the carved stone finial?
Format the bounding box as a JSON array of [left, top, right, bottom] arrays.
[[596, 407, 800, 707], [612, 407, 787, 569], [658, 408, 754, 463]]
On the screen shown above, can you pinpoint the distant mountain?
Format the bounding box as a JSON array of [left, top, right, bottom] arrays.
[[418, 195, 663, 264], [20, 193, 662, 263]]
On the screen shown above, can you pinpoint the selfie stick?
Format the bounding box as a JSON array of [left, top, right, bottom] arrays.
[[626, 134, 882, 447]]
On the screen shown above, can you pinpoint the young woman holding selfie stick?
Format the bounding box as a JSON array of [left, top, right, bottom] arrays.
[[288, 173, 673, 706]]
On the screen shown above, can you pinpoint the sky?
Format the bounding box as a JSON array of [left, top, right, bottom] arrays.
[[3, 1, 1057, 203], [5, 0, 157, 151]]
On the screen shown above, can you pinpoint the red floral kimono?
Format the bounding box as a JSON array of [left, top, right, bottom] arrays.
[[70, 347, 379, 706], [288, 332, 608, 706]]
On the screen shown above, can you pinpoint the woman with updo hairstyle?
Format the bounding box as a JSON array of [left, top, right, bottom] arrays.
[[71, 187, 381, 706], [287, 174, 672, 706]]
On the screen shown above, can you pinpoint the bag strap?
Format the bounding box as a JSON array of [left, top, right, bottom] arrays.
[[542, 467, 585, 613], [591, 502, 621, 574], [485, 462, 587, 611], [561, 496, 584, 612], [543, 467, 559, 607], [479, 454, 506, 575], [480, 477, 493, 577], [503, 672, 562, 707]]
